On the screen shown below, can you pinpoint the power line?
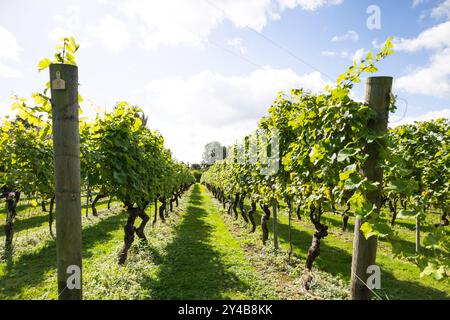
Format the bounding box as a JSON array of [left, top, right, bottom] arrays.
[[208, 39, 264, 69], [203, 0, 334, 80]]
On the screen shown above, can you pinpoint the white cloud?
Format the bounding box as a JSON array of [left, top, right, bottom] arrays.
[[98, 0, 344, 50], [351, 48, 368, 62], [49, 27, 76, 41], [88, 14, 130, 51], [394, 21, 450, 98], [0, 26, 22, 61], [0, 61, 23, 79], [396, 48, 450, 98], [332, 30, 359, 42], [142, 68, 329, 162], [431, 0, 450, 19], [278, 0, 343, 11], [49, 5, 82, 40], [120, 0, 273, 50], [0, 101, 10, 118], [394, 21, 450, 52], [322, 48, 367, 61], [321, 51, 337, 56], [412, 0, 425, 8], [390, 108, 450, 126], [226, 37, 247, 55], [0, 26, 23, 78]]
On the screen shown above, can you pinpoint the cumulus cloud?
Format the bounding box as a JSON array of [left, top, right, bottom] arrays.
[[431, 0, 450, 19], [394, 21, 450, 51], [321, 51, 337, 56], [49, 5, 81, 40], [390, 108, 450, 127], [96, 0, 345, 50], [0, 26, 22, 61], [278, 0, 343, 11], [332, 30, 359, 42], [119, 0, 271, 50], [0, 101, 10, 118], [396, 48, 450, 98], [0, 61, 23, 79], [141, 68, 329, 162], [88, 14, 130, 51], [412, 0, 425, 8], [321, 48, 368, 62], [0, 25, 23, 78], [394, 21, 450, 98]]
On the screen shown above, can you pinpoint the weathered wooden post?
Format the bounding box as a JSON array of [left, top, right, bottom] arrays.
[[350, 76, 392, 300], [50, 64, 82, 300], [272, 200, 278, 252]]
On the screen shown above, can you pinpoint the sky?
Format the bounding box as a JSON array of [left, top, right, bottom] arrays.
[[0, 0, 449, 163]]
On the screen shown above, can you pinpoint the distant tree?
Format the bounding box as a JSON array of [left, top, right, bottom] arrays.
[[190, 163, 202, 170]]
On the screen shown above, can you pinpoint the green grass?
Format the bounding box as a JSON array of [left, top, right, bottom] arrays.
[[212, 196, 450, 300], [0, 185, 276, 299], [0, 184, 448, 300]]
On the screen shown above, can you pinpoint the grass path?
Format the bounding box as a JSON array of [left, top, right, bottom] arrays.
[[144, 183, 277, 299], [0, 184, 277, 299], [1, 183, 447, 300]]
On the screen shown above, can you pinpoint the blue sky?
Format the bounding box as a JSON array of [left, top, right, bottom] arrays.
[[0, 0, 449, 163]]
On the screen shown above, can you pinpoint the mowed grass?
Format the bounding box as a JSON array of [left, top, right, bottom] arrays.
[[213, 196, 450, 300], [0, 185, 276, 300], [1, 184, 448, 300]]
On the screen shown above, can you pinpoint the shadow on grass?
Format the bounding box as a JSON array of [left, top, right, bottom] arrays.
[[0, 211, 125, 298], [0, 198, 112, 238], [233, 200, 449, 300], [0, 214, 49, 238], [143, 184, 250, 299]]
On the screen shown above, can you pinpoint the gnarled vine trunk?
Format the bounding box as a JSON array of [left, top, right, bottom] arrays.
[[118, 204, 139, 265], [119, 202, 149, 264], [342, 202, 351, 231], [435, 211, 449, 227], [296, 205, 302, 221], [260, 203, 271, 245], [238, 193, 249, 224], [248, 200, 257, 233], [135, 201, 150, 242], [302, 204, 328, 291], [159, 197, 166, 222], [48, 196, 55, 239], [91, 194, 107, 216], [388, 196, 398, 226], [152, 198, 158, 226], [4, 191, 20, 256]]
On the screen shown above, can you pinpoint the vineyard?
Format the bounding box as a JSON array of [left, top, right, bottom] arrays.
[[0, 36, 449, 301]]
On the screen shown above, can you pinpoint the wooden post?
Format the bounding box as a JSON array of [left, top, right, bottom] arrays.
[[50, 64, 82, 300], [272, 200, 278, 252], [350, 76, 392, 300]]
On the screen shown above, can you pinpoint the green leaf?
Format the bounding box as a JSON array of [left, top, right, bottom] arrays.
[[337, 147, 359, 162], [37, 58, 52, 72], [360, 222, 376, 239]]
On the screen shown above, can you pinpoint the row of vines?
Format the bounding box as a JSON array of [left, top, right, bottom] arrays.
[[0, 37, 195, 264], [201, 39, 449, 296]]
